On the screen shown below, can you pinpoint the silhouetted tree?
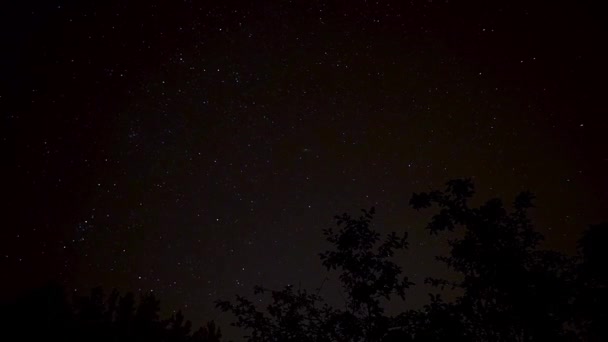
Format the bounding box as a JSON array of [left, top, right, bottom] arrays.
[[573, 223, 608, 341], [1, 284, 222, 342], [73, 287, 112, 341], [4, 180, 604, 342], [1, 283, 75, 340], [166, 310, 193, 342], [217, 284, 335, 341], [219, 178, 605, 341], [409, 179, 576, 341], [217, 207, 412, 342], [320, 207, 413, 341], [191, 320, 223, 342]]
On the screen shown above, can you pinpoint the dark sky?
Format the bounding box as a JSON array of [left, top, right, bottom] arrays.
[[3, 0, 607, 338]]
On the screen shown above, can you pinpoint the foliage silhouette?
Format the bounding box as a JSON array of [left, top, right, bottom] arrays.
[[1, 284, 222, 342], [217, 207, 412, 342], [407, 178, 576, 341], [573, 223, 608, 341], [3, 179, 604, 341], [219, 179, 607, 341]]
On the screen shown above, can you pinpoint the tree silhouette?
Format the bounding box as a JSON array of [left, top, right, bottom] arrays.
[[217, 207, 412, 342], [409, 178, 576, 341], [219, 179, 606, 341], [320, 207, 413, 341], [192, 320, 223, 342], [574, 223, 608, 341], [1, 284, 222, 342], [3, 179, 604, 341], [1, 283, 75, 340]]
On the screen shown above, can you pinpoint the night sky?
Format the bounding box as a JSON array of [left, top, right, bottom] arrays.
[[3, 1, 607, 338]]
